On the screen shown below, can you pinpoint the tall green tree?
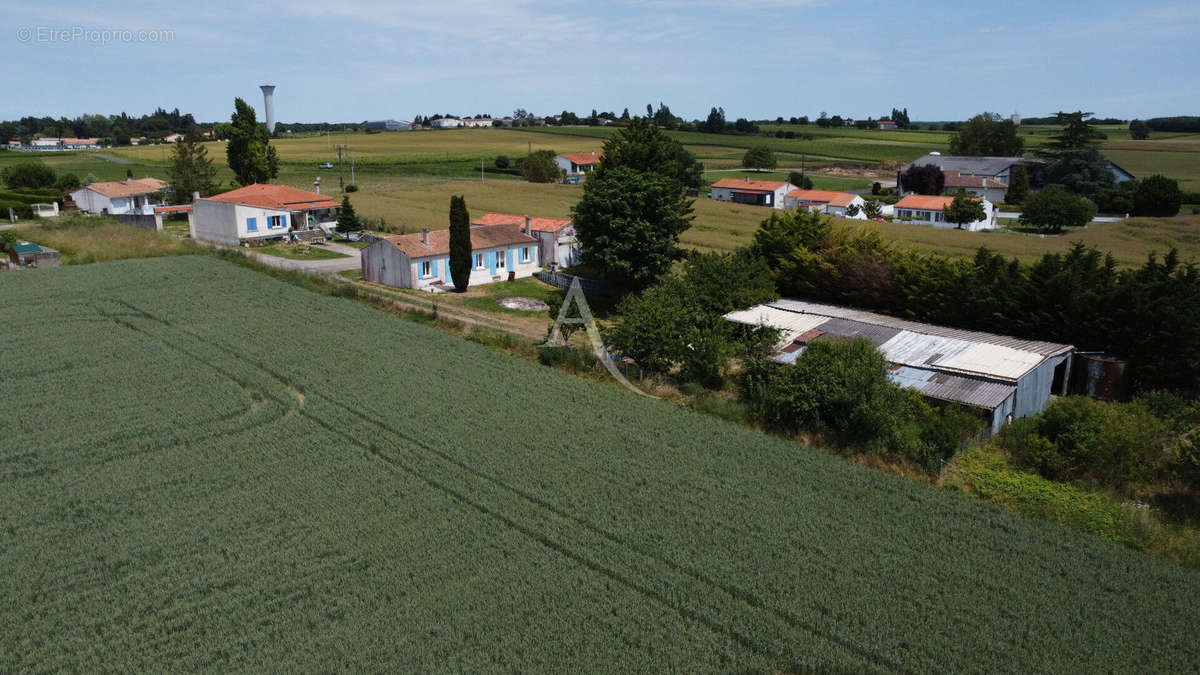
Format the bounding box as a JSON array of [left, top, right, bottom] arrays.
[[900, 164, 945, 195], [165, 130, 218, 204], [1041, 111, 1105, 155], [1129, 120, 1150, 140], [700, 107, 727, 133], [226, 97, 278, 185], [448, 195, 472, 291], [948, 113, 1024, 156], [1019, 186, 1096, 233], [943, 190, 987, 229], [1132, 175, 1182, 217], [2, 161, 55, 189], [742, 146, 777, 171], [571, 166, 693, 290], [335, 195, 359, 237], [1005, 163, 1031, 204], [516, 149, 560, 183], [598, 118, 703, 192]]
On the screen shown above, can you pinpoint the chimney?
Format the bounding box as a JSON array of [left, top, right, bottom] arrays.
[[421, 228, 430, 245], [523, 215, 531, 235], [313, 177, 321, 194], [745, 177, 750, 183], [259, 85, 276, 134], [191, 191, 200, 203]]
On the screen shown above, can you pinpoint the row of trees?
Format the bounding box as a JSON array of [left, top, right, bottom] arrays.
[[0, 108, 200, 145]]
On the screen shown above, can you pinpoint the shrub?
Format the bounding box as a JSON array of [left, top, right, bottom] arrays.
[[1132, 175, 1182, 217], [494, 155, 510, 169], [344, 184, 359, 193], [54, 173, 81, 191], [3, 161, 56, 189]]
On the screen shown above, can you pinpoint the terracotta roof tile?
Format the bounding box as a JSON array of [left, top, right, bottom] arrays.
[[558, 152, 601, 165], [712, 178, 792, 192], [943, 170, 1008, 189], [203, 183, 340, 211], [77, 178, 168, 198], [895, 194, 973, 210], [472, 212, 572, 233], [382, 223, 537, 258], [786, 189, 859, 207]]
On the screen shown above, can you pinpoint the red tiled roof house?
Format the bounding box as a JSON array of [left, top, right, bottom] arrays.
[[472, 212, 578, 268], [361, 222, 540, 290], [190, 183, 341, 245], [782, 189, 867, 218], [554, 152, 601, 178], [893, 194, 996, 231], [710, 177, 797, 209], [70, 177, 168, 215]]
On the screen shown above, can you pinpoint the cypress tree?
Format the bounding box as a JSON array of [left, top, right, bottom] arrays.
[[448, 195, 471, 292]]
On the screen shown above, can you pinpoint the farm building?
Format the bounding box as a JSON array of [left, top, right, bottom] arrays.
[[877, 119, 898, 130], [361, 222, 539, 290], [70, 178, 168, 215], [7, 241, 61, 268], [898, 154, 1035, 193], [461, 118, 493, 128], [710, 178, 797, 209], [189, 183, 339, 245], [941, 170, 1009, 203], [430, 118, 462, 129], [366, 120, 415, 131], [473, 212, 580, 268], [893, 194, 996, 231], [782, 189, 866, 218], [163, 133, 185, 143], [555, 152, 602, 178], [725, 299, 1074, 435]]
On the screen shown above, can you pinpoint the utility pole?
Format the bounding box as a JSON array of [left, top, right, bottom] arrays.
[[350, 151, 355, 186], [335, 143, 347, 191], [481, 157, 485, 182]]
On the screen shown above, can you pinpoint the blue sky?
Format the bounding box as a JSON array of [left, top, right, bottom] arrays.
[[3, 0, 1197, 124]]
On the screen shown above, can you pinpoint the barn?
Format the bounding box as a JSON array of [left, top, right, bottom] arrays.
[[726, 299, 1074, 435]]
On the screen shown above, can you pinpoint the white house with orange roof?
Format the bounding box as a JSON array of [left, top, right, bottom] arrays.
[[941, 170, 1009, 203], [70, 177, 168, 215], [710, 177, 797, 209], [189, 183, 341, 245], [473, 212, 580, 268], [783, 189, 867, 218], [361, 222, 540, 290], [893, 194, 996, 231], [555, 152, 601, 178]]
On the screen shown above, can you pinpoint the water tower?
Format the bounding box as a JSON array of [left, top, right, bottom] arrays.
[[260, 85, 276, 134]]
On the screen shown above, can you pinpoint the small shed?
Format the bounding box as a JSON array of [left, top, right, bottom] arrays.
[[8, 242, 61, 268]]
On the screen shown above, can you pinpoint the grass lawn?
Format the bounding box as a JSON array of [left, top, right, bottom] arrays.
[[255, 242, 349, 260], [453, 276, 559, 316], [12, 216, 193, 264]]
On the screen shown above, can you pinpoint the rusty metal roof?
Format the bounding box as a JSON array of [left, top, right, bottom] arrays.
[[889, 366, 1016, 409]]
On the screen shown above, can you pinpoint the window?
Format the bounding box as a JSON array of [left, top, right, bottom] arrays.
[[475, 253, 484, 269], [520, 247, 531, 263], [497, 251, 505, 269], [246, 217, 257, 232], [267, 215, 285, 229], [421, 260, 432, 277]]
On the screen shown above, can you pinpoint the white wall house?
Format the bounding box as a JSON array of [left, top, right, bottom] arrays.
[[555, 152, 601, 178], [893, 194, 996, 231], [189, 183, 340, 245], [710, 178, 797, 209], [361, 223, 541, 290], [942, 170, 1009, 203], [70, 178, 168, 215], [782, 189, 867, 218], [461, 118, 493, 128], [30, 138, 61, 149], [473, 213, 580, 269], [430, 118, 462, 129]]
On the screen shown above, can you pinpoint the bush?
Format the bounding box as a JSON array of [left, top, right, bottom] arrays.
[[494, 155, 510, 169], [344, 184, 359, 193], [54, 173, 81, 191], [1132, 175, 1182, 217], [3, 161, 56, 189], [787, 171, 813, 190], [517, 150, 561, 183], [1019, 186, 1096, 233]]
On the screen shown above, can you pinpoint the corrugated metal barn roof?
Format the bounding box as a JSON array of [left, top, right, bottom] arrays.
[[889, 366, 1016, 409], [768, 299, 1072, 357], [725, 306, 829, 346]]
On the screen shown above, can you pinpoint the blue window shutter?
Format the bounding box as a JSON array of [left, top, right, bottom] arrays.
[[506, 248, 514, 270], [432, 259, 439, 278], [246, 217, 257, 231], [487, 251, 497, 275], [280, 214, 288, 228], [445, 258, 451, 281]]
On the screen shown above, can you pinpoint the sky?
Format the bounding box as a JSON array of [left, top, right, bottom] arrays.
[[3, 0, 1197, 124]]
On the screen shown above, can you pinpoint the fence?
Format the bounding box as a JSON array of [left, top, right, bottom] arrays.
[[534, 271, 611, 297]]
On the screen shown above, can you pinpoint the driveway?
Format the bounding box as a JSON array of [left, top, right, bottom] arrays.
[[246, 241, 361, 273]]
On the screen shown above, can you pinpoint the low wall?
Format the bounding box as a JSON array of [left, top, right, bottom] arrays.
[[534, 271, 611, 297], [114, 213, 163, 231]]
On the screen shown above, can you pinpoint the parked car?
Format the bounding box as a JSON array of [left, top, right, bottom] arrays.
[[318, 162, 334, 169]]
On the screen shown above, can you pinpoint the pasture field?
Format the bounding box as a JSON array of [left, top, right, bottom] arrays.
[[2, 256, 1199, 671]]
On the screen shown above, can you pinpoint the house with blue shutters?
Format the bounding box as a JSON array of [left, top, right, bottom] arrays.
[[361, 222, 540, 290], [189, 183, 341, 245]]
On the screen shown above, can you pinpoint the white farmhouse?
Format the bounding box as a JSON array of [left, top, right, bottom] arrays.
[[430, 118, 463, 129], [783, 189, 867, 218], [361, 222, 540, 290], [189, 183, 340, 245], [473, 212, 580, 268], [555, 152, 601, 178], [710, 178, 797, 209], [70, 178, 168, 215], [893, 194, 996, 231]]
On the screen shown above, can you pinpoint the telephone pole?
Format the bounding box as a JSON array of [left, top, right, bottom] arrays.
[[335, 143, 347, 191]]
